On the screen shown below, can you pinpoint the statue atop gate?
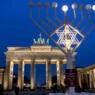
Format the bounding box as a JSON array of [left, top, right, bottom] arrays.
[[33, 33, 49, 45]]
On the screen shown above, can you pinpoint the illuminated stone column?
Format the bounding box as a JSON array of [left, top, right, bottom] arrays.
[[60, 63, 65, 86], [8, 60, 14, 90], [0, 72, 2, 84], [57, 60, 64, 86], [30, 60, 35, 89], [56, 60, 61, 86], [4, 59, 14, 90], [92, 70, 95, 88], [93, 69, 95, 88], [91, 71, 93, 88], [4, 59, 10, 90], [46, 59, 52, 89], [18, 60, 24, 89], [60, 61, 64, 86], [89, 70, 93, 88], [78, 72, 82, 88]]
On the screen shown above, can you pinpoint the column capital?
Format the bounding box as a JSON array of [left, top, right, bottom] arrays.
[[46, 59, 51, 63], [31, 59, 35, 63], [6, 58, 14, 62], [19, 59, 24, 62]]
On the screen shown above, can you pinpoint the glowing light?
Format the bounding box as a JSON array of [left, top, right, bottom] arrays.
[[92, 5, 95, 11], [52, 24, 84, 50], [52, 2, 58, 8], [71, 4, 77, 19], [71, 4, 77, 9], [86, 4, 91, 10], [62, 5, 68, 12]]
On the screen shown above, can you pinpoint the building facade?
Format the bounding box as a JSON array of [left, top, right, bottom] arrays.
[[0, 68, 5, 87], [77, 64, 95, 89], [3, 35, 76, 90], [1, 34, 94, 90]]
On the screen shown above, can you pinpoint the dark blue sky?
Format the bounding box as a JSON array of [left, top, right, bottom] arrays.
[[0, 0, 95, 83]]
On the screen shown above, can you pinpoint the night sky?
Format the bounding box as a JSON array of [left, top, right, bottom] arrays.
[[0, 0, 95, 84]]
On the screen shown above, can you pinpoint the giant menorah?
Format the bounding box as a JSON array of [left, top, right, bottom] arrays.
[[29, 2, 95, 94]]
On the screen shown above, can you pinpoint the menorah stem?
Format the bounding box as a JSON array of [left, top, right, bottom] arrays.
[[74, 9, 76, 19], [46, 7, 58, 28], [64, 15, 68, 24], [38, 7, 54, 32], [30, 7, 32, 18], [38, 7, 40, 18], [66, 50, 75, 95], [53, 8, 63, 24], [70, 10, 77, 25], [81, 9, 92, 32], [75, 9, 84, 28]]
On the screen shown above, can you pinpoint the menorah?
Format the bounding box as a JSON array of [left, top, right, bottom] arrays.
[[29, 2, 95, 94]]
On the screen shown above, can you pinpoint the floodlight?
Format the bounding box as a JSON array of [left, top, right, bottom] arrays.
[[62, 5, 68, 12], [86, 4, 91, 10], [52, 2, 58, 8], [92, 5, 95, 11]]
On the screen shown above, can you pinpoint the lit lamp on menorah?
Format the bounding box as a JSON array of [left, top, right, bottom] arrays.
[[29, 2, 95, 94]]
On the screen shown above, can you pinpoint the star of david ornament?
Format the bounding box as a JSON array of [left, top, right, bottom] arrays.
[[52, 24, 85, 51]]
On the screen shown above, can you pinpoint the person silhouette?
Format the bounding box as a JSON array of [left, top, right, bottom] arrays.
[[15, 85, 19, 95]]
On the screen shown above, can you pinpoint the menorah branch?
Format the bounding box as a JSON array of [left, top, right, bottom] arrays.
[[75, 5, 84, 28], [53, 8, 63, 25], [81, 9, 92, 32], [45, 4, 58, 28], [85, 24, 95, 37], [29, 6, 66, 54], [37, 4, 54, 32]]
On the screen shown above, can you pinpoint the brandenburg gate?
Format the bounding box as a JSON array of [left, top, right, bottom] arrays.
[[3, 34, 76, 90]]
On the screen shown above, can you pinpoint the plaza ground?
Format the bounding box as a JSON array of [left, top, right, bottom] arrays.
[[3, 90, 48, 95], [2, 90, 95, 95]]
